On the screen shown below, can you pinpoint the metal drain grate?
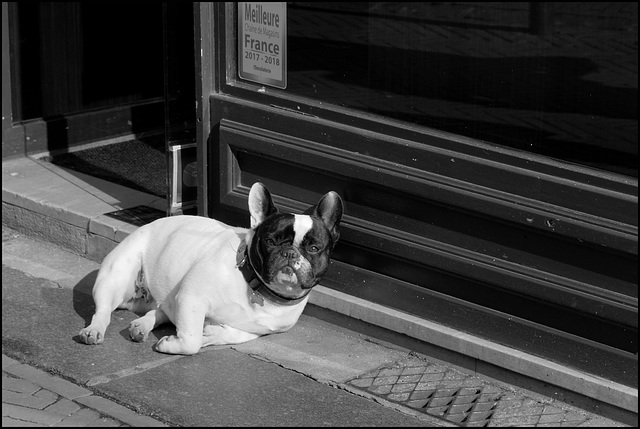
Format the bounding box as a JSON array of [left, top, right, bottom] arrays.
[[347, 358, 602, 427]]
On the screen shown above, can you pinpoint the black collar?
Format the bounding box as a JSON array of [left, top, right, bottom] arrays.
[[236, 240, 310, 306]]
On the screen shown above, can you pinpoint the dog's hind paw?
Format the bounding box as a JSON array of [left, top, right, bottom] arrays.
[[79, 328, 104, 345], [129, 321, 149, 342], [154, 335, 201, 355]]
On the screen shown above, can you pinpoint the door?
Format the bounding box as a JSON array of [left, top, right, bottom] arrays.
[[5, 2, 165, 153], [196, 3, 637, 388]]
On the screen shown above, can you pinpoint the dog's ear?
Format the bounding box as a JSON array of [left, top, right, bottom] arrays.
[[314, 191, 343, 244], [248, 182, 278, 229]]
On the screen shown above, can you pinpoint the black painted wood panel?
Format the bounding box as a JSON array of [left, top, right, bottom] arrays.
[[208, 95, 637, 388]]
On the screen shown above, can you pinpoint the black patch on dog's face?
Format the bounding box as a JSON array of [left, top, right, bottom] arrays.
[[248, 213, 334, 295]]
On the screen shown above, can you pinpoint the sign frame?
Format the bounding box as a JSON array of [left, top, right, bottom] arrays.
[[237, 2, 287, 89]]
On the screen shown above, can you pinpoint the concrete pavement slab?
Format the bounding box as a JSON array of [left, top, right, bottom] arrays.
[[1, 262, 408, 390], [88, 347, 434, 427], [2, 265, 179, 385], [2, 226, 99, 290], [2, 231, 450, 426], [1, 224, 417, 388], [231, 314, 409, 384]]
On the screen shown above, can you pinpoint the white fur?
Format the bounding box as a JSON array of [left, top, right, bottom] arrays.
[[79, 216, 309, 355], [293, 215, 313, 246]]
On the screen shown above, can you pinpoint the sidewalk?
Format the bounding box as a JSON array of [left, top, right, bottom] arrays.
[[2, 156, 636, 426], [0, 225, 447, 427]]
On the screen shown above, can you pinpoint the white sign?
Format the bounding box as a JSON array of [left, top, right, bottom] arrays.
[[238, 2, 287, 89]]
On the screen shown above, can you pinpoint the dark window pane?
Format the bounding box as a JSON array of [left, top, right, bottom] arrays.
[[287, 2, 638, 177], [12, 2, 163, 119]]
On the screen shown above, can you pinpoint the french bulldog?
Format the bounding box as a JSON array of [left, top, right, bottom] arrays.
[[79, 182, 343, 355]]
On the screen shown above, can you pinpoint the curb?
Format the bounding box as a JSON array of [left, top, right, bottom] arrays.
[[2, 157, 164, 262]]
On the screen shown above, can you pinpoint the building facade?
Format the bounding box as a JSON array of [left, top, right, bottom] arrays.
[[2, 2, 637, 394]]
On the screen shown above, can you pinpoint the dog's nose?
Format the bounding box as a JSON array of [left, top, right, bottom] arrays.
[[281, 248, 299, 260]]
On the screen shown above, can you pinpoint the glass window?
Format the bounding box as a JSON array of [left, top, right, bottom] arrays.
[[12, 2, 164, 119], [283, 2, 638, 178]]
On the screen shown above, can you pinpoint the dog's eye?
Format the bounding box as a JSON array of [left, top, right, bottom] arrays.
[[308, 245, 320, 253], [265, 239, 276, 247]]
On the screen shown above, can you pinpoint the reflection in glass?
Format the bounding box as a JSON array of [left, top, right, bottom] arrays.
[[287, 3, 638, 177]]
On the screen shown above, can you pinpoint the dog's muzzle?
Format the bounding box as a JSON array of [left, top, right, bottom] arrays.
[[236, 240, 312, 306]]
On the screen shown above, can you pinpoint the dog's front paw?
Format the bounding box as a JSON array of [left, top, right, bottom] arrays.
[[129, 321, 149, 342], [79, 328, 104, 345]]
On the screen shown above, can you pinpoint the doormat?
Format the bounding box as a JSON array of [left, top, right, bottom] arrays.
[[40, 135, 166, 198]]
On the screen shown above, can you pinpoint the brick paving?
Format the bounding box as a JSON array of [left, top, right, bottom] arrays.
[[2, 355, 167, 427]]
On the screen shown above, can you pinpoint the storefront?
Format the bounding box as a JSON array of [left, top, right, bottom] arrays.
[[192, 2, 637, 388], [3, 2, 637, 390]]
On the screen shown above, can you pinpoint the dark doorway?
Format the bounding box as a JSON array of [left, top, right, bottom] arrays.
[[12, 2, 164, 120]]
